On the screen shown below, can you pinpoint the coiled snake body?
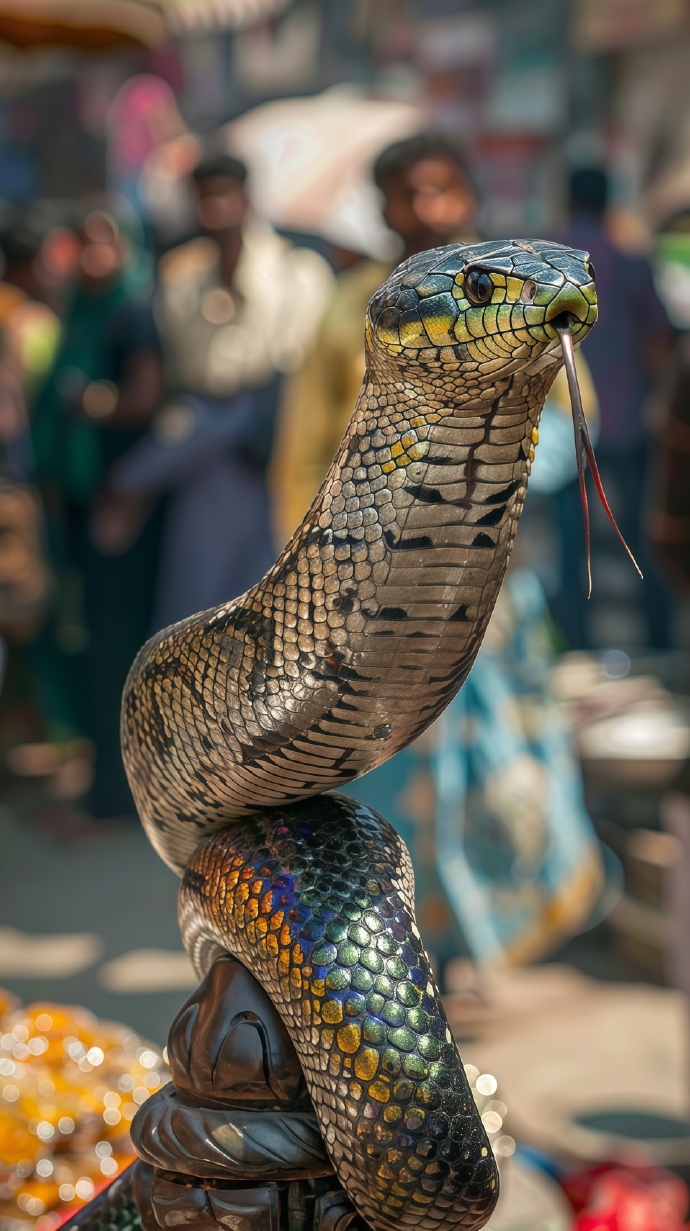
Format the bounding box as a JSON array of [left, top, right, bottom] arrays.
[[117, 240, 597, 1231]]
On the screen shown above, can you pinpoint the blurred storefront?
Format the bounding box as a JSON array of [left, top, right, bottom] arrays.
[[0, 0, 687, 241]]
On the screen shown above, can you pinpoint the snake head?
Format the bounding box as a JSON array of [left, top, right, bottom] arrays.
[[368, 239, 639, 589], [367, 238, 597, 374]]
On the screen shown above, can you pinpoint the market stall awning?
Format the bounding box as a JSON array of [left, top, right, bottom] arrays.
[[0, 0, 291, 49]]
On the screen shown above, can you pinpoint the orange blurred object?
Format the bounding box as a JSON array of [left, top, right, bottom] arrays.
[[0, 990, 167, 1227], [0, 0, 165, 49]]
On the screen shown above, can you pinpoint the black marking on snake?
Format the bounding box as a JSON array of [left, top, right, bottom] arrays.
[[331, 694, 359, 713], [330, 662, 364, 682], [464, 376, 514, 502], [140, 653, 206, 710], [405, 482, 474, 510], [404, 483, 444, 505], [321, 711, 353, 728], [330, 746, 360, 772], [231, 604, 278, 657], [331, 590, 357, 614], [475, 505, 505, 527], [483, 478, 520, 504], [424, 453, 464, 467], [377, 607, 407, 621], [334, 531, 368, 551], [384, 529, 434, 552], [171, 809, 205, 827], [448, 603, 469, 622], [237, 730, 294, 764], [428, 634, 484, 690], [472, 532, 495, 548], [338, 679, 372, 699], [182, 867, 207, 896]]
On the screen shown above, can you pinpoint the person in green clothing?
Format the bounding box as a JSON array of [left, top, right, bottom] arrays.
[[32, 206, 164, 820]]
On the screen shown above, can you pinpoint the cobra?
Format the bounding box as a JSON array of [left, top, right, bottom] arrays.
[[116, 240, 609, 1231]]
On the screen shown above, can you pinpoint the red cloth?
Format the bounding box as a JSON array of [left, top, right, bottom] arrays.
[[570, 1165, 688, 1231]]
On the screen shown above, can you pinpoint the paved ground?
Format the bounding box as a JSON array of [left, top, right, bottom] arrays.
[[0, 800, 193, 1045], [0, 780, 636, 1050]]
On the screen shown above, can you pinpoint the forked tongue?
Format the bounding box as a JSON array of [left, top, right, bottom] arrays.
[[555, 318, 642, 598]]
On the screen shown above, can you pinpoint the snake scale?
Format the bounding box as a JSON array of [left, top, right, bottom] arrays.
[[89, 240, 602, 1231]]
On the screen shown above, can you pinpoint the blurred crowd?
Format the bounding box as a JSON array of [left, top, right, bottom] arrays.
[[0, 82, 686, 839]]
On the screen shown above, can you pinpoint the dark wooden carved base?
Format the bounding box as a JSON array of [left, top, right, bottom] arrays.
[[124, 954, 369, 1231]]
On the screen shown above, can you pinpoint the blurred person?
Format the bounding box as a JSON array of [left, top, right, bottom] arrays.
[[106, 76, 187, 224], [648, 208, 690, 592], [376, 134, 479, 261], [0, 210, 67, 757], [108, 152, 332, 630], [0, 203, 51, 302], [139, 132, 201, 253], [31, 206, 164, 820], [0, 200, 80, 315], [555, 167, 675, 649], [0, 332, 52, 655], [0, 209, 64, 405], [273, 134, 479, 541]]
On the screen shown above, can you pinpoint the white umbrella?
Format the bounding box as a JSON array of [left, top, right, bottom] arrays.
[[223, 85, 427, 258]]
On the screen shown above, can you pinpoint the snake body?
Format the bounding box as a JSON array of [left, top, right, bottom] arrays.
[[119, 240, 597, 1231]]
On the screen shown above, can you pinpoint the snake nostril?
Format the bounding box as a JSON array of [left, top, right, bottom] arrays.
[[521, 279, 537, 303]]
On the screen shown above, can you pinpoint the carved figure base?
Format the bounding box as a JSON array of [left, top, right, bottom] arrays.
[[66, 955, 367, 1231]]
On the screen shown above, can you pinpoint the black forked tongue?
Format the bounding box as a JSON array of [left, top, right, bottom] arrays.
[[555, 317, 643, 598]]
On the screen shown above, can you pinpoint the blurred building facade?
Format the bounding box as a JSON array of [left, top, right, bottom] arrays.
[[0, 1, 689, 242]]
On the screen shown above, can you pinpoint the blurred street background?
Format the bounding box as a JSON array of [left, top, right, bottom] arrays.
[[2, 1, 690, 1228]]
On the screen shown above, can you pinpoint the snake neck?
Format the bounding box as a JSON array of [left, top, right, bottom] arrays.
[[257, 344, 558, 754]]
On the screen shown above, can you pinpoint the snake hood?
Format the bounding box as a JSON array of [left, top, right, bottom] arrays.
[[122, 238, 598, 878]]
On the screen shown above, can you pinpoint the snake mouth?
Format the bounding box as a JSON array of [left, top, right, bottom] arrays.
[[545, 308, 591, 345], [550, 310, 578, 333], [555, 317, 642, 596]]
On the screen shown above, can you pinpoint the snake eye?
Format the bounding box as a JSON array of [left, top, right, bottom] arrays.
[[521, 279, 537, 303], [586, 260, 596, 281], [464, 267, 493, 306]]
